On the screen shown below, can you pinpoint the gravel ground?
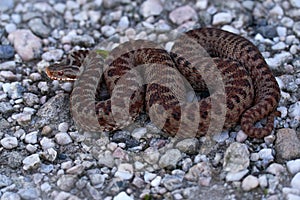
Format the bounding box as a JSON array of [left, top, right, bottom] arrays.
[[0, 0, 300, 199]]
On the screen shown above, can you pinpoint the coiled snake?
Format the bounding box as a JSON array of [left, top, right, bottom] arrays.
[[46, 28, 280, 138]]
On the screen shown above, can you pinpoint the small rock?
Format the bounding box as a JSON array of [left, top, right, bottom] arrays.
[[8, 29, 42, 61], [169, 5, 198, 25], [23, 93, 39, 107], [185, 162, 212, 186], [272, 42, 286, 50], [88, 173, 106, 186], [144, 171, 156, 183], [236, 130, 248, 142], [0, 45, 14, 59], [131, 127, 147, 140], [98, 151, 115, 168], [58, 122, 69, 132], [55, 132, 72, 145], [275, 129, 300, 162], [0, 0, 14, 11], [258, 175, 268, 188], [143, 147, 160, 165], [266, 163, 286, 176], [0, 174, 13, 187], [162, 174, 184, 191], [42, 148, 57, 162], [1, 192, 21, 200], [101, 25, 116, 37], [28, 18, 51, 38], [140, 0, 163, 18], [151, 176, 162, 187], [256, 25, 278, 38], [213, 131, 229, 143], [57, 175, 77, 191], [242, 175, 259, 191], [114, 163, 134, 180], [0, 61, 16, 70], [25, 131, 38, 144], [2, 82, 24, 99], [291, 173, 300, 190], [276, 26, 287, 37], [42, 49, 64, 61], [212, 12, 233, 25], [40, 137, 55, 150], [113, 191, 133, 200], [287, 159, 300, 174], [289, 101, 300, 118], [266, 51, 293, 69], [23, 154, 41, 170], [258, 148, 274, 163], [223, 142, 250, 173], [226, 169, 249, 182], [0, 136, 18, 149], [159, 149, 181, 169], [293, 22, 300, 37], [18, 188, 40, 200], [196, 0, 208, 9], [175, 138, 200, 154], [291, 0, 300, 8]]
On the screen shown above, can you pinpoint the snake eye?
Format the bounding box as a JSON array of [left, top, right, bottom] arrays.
[[57, 71, 64, 76]]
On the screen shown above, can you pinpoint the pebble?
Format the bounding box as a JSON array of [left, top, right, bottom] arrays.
[[272, 42, 286, 50], [223, 142, 250, 173], [8, 29, 42, 61], [0, 45, 15, 59], [236, 130, 248, 142], [196, 0, 208, 10], [57, 175, 77, 191], [159, 149, 182, 169], [258, 148, 274, 163], [98, 151, 115, 168], [25, 131, 38, 144], [40, 137, 55, 150], [242, 175, 259, 191], [289, 102, 300, 118], [18, 188, 40, 200], [3, 82, 24, 99], [226, 169, 249, 182], [151, 176, 162, 187], [162, 174, 184, 191], [175, 138, 200, 154], [266, 51, 293, 69], [114, 163, 134, 180], [42, 49, 64, 61], [275, 129, 300, 162], [0, 136, 18, 149], [1, 192, 21, 200], [287, 159, 300, 174], [101, 25, 116, 37], [23, 154, 41, 170], [291, 173, 300, 190], [213, 131, 229, 143], [169, 5, 197, 25], [290, 0, 300, 8], [55, 132, 72, 145], [143, 147, 160, 165], [113, 191, 133, 200], [0, 174, 13, 187], [293, 22, 300, 37], [28, 18, 51, 38], [212, 12, 233, 25], [266, 163, 286, 176], [42, 147, 57, 162], [0, 61, 16, 70], [88, 173, 106, 186], [140, 0, 163, 18], [185, 162, 212, 186]]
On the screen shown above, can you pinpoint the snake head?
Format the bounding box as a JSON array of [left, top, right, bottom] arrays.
[[45, 63, 79, 81]]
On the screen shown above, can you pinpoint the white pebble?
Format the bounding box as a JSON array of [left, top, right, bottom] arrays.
[[266, 163, 286, 176], [287, 159, 300, 174], [23, 154, 41, 170], [226, 169, 249, 182], [258, 175, 268, 188], [212, 12, 233, 25], [40, 137, 55, 150], [113, 191, 133, 200], [151, 176, 161, 187], [242, 175, 259, 191], [1, 136, 18, 149], [236, 130, 248, 142], [58, 122, 69, 132], [115, 163, 134, 180], [140, 0, 163, 18], [55, 132, 72, 145], [25, 131, 38, 144], [272, 42, 286, 50], [291, 173, 300, 190], [144, 172, 156, 183]]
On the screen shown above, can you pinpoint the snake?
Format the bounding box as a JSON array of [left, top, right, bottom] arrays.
[[45, 28, 280, 138]]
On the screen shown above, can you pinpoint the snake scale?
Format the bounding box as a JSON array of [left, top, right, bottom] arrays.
[[46, 28, 280, 138]]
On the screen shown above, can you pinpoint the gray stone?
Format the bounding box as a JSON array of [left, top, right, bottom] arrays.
[[55, 132, 72, 145], [293, 22, 300, 37], [113, 192, 133, 200], [143, 147, 160, 165], [0, 45, 14, 59], [114, 163, 133, 180], [185, 162, 212, 186], [42, 49, 64, 61], [28, 18, 51, 38], [291, 173, 300, 190], [0, 174, 13, 187], [175, 138, 200, 154], [1, 136, 18, 149], [241, 175, 259, 191], [0, 61, 16, 70], [97, 151, 114, 168], [223, 142, 250, 173], [287, 159, 300, 174], [0, 0, 14, 11], [2, 82, 24, 99], [162, 174, 184, 191], [8, 29, 42, 61], [23, 154, 41, 170], [101, 25, 116, 37], [57, 175, 77, 191], [159, 149, 181, 169], [212, 12, 233, 25], [0, 102, 13, 114], [266, 163, 286, 176], [275, 128, 300, 162], [226, 169, 249, 182], [169, 5, 197, 25], [18, 188, 40, 200], [140, 0, 163, 18], [1, 192, 21, 200], [290, 0, 300, 8], [25, 131, 38, 144]]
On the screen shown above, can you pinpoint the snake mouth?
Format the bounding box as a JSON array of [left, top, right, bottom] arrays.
[[45, 67, 76, 81]]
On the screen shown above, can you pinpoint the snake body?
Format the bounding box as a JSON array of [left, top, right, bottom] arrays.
[[46, 28, 280, 138]]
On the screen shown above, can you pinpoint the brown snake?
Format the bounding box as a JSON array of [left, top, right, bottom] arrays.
[[46, 28, 280, 138]]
